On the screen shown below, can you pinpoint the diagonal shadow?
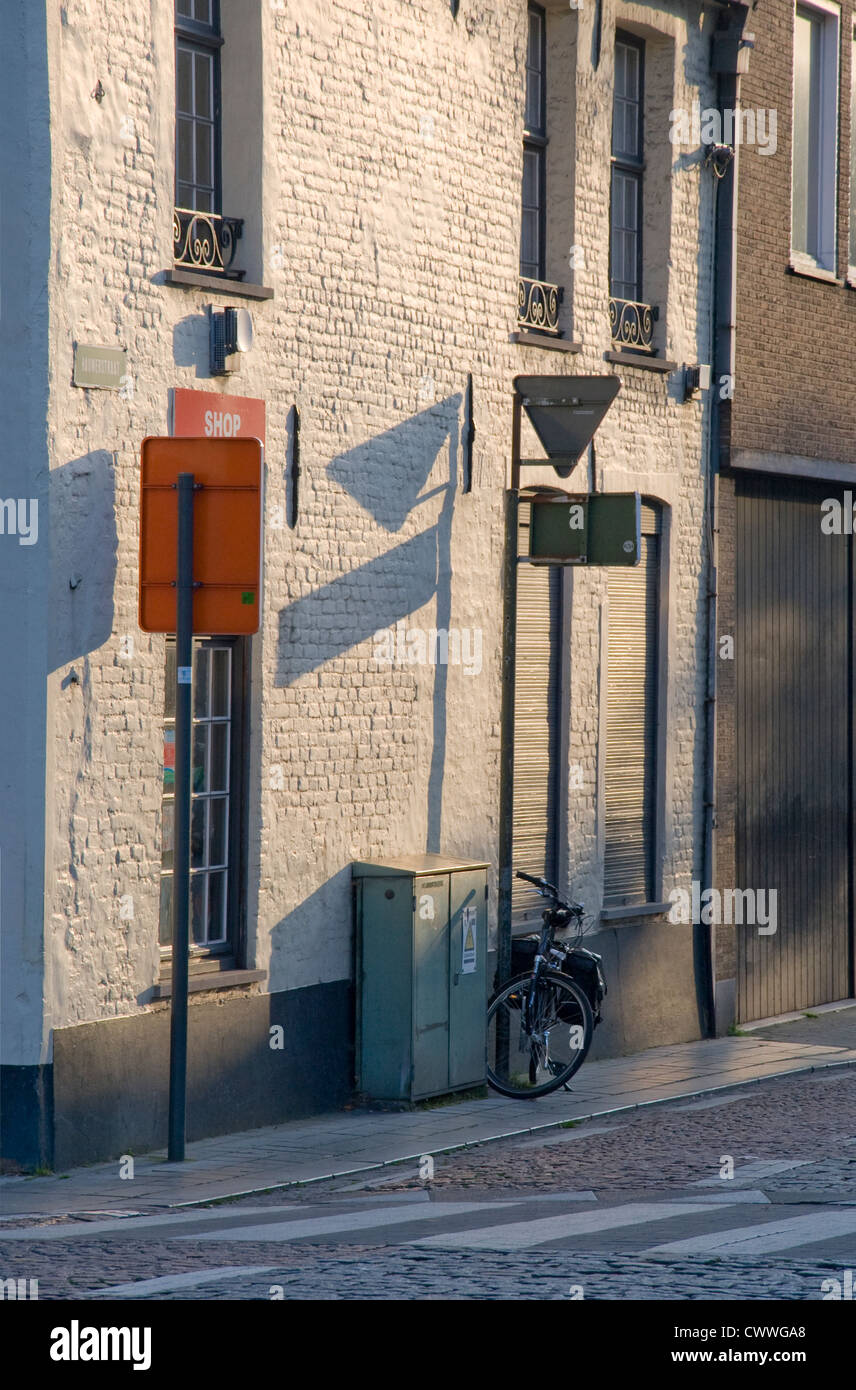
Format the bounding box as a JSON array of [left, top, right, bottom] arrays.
[[327, 399, 460, 532], [275, 527, 439, 686]]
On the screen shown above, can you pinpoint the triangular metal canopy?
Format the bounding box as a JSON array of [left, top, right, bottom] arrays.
[[514, 375, 621, 462]]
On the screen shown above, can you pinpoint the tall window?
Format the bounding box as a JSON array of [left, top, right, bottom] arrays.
[[791, 1, 840, 274], [604, 502, 661, 907], [610, 33, 644, 303], [160, 638, 245, 958], [520, 5, 547, 282], [844, 25, 850, 271], [175, 0, 222, 213]]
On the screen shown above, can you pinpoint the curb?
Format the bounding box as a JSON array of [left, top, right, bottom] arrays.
[[171, 1053, 856, 1209]]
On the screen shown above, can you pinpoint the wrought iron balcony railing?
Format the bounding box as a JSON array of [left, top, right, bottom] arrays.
[[517, 276, 563, 336], [609, 297, 658, 353], [173, 207, 245, 279]]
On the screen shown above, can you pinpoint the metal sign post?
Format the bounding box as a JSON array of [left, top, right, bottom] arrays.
[[168, 472, 195, 1162], [139, 437, 263, 1162]]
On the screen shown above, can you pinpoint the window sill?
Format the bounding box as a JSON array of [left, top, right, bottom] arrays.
[[163, 268, 274, 300], [605, 351, 677, 374], [600, 901, 672, 923], [846, 271, 856, 290], [511, 332, 582, 353], [153, 967, 266, 999], [787, 259, 843, 287]]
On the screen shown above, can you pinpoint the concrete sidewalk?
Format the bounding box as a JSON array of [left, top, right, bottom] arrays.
[[3, 1011, 855, 1219]]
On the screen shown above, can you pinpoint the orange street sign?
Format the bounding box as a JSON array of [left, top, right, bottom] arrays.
[[139, 436, 263, 634]]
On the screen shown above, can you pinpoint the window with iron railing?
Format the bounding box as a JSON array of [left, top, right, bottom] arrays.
[[173, 0, 244, 279], [609, 32, 658, 352], [517, 5, 563, 336]]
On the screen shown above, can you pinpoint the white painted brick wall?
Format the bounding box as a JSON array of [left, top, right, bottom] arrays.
[[23, 0, 714, 1045]]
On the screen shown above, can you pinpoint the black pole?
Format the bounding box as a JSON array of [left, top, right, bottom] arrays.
[[168, 472, 194, 1162], [497, 396, 521, 992]]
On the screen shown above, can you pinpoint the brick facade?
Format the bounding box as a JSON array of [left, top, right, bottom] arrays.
[[2, 0, 719, 1164]]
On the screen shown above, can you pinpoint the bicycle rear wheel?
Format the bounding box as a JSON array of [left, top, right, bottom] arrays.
[[486, 970, 594, 1099]]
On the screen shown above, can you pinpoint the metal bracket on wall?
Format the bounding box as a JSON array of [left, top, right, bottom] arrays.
[[287, 404, 300, 529], [463, 373, 475, 493]]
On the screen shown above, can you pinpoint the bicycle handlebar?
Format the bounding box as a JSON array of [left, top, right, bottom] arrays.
[[515, 869, 550, 889], [515, 869, 584, 917]]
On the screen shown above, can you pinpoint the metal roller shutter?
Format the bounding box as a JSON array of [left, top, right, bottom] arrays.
[[736, 473, 853, 1018], [604, 502, 661, 905], [512, 500, 561, 924]]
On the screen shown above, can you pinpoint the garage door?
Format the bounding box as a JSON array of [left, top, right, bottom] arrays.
[[736, 472, 854, 1019]]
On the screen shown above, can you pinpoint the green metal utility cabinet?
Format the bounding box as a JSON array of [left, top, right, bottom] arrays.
[[353, 855, 489, 1102]]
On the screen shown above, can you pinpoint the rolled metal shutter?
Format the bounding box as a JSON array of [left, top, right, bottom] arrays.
[[604, 502, 661, 905], [512, 500, 561, 924]]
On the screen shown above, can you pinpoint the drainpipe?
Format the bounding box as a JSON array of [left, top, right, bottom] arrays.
[[702, 2, 752, 1035]]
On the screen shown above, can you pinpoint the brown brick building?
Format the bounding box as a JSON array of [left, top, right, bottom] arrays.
[[713, 0, 856, 1026]]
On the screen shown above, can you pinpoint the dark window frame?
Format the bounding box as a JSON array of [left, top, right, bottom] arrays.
[[175, 0, 224, 215], [159, 633, 249, 968], [521, 3, 548, 283], [610, 29, 645, 304]]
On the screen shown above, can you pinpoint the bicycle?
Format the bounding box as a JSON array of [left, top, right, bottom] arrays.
[[486, 870, 602, 1099]]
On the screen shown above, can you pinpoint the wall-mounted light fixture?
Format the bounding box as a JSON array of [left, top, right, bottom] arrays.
[[209, 306, 253, 376], [683, 363, 711, 402]]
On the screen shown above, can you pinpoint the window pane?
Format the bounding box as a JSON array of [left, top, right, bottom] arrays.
[[195, 123, 213, 195], [163, 728, 176, 791], [177, 117, 194, 186], [525, 9, 544, 132], [520, 147, 543, 279], [521, 211, 540, 278], [792, 9, 822, 258], [191, 797, 206, 868], [161, 799, 175, 871], [194, 51, 212, 119], [194, 648, 210, 718], [191, 874, 207, 944], [176, 47, 193, 114], [176, 1, 192, 17], [159, 875, 173, 947], [165, 646, 176, 718], [522, 147, 540, 206], [210, 722, 229, 792], [208, 797, 228, 867], [612, 41, 641, 159], [610, 169, 640, 300], [193, 0, 213, 24], [211, 648, 231, 718], [193, 722, 208, 793], [207, 871, 227, 943]]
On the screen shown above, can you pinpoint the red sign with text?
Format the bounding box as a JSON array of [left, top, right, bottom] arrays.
[[172, 388, 265, 444]]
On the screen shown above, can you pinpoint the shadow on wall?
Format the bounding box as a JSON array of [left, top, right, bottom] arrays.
[[48, 451, 118, 673], [267, 866, 354, 996], [276, 398, 463, 686], [275, 395, 462, 854], [172, 312, 210, 377]]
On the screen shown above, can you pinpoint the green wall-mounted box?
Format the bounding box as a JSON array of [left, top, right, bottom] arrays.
[[353, 855, 489, 1102]]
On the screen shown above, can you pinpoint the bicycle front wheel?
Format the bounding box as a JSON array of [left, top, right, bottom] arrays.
[[486, 970, 594, 1099]]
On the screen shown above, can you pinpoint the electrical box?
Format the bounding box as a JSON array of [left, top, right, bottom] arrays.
[[353, 854, 489, 1102]]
